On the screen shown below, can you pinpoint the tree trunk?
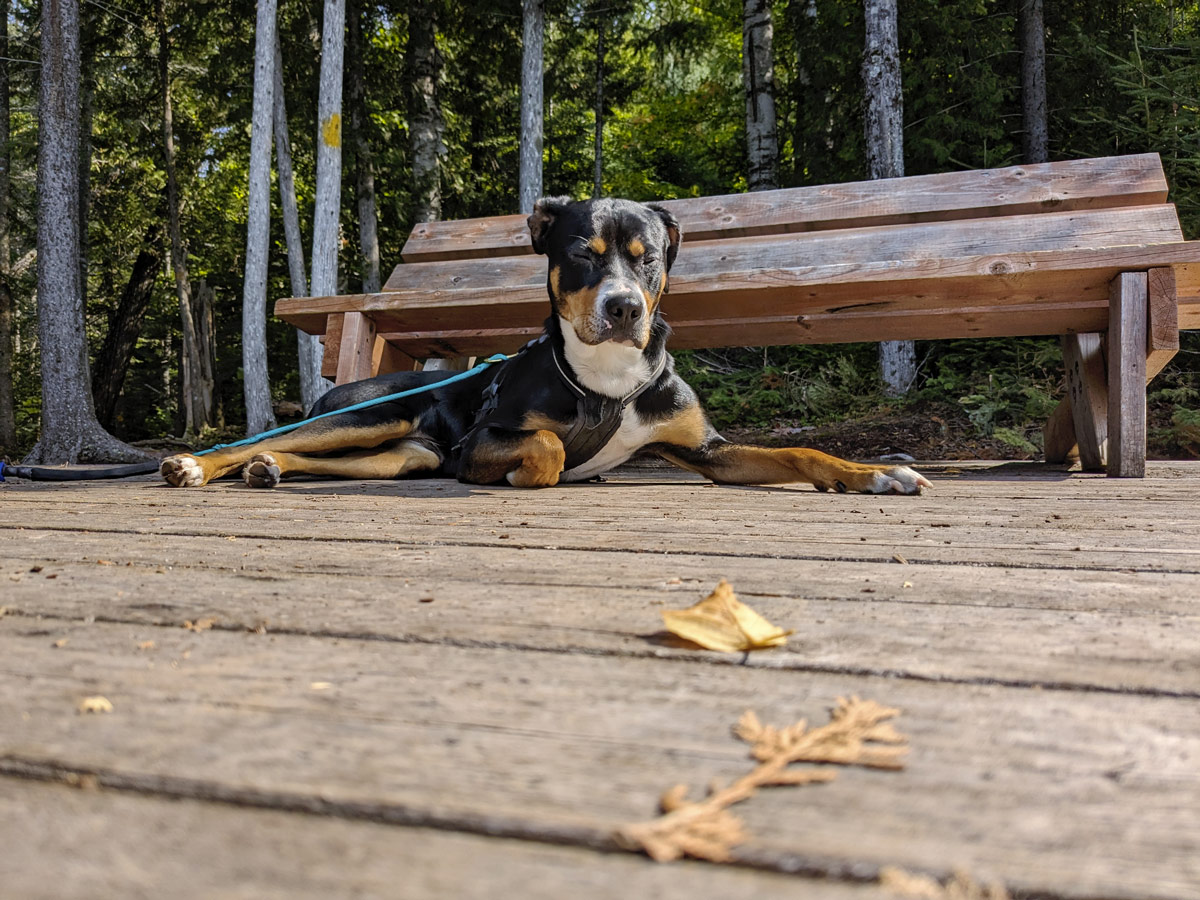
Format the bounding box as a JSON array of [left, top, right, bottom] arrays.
[[157, 0, 214, 436], [272, 37, 328, 412], [27, 0, 149, 464], [407, 0, 443, 224], [0, 0, 14, 455], [78, 7, 93, 318], [242, 0, 279, 436], [191, 277, 219, 427], [788, 0, 817, 185], [273, 33, 330, 412], [862, 0, 914, 396], [743, 0, 779, 191], [518, 0, 544, 213], [1018, 0, 1048, 164], [310, 0, 345, 392], [593, 21, 604, 198], [91, 222, 164, 429], [347, 0, 380, 292]]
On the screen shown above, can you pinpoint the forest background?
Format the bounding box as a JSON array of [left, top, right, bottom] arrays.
[[2, 0, 1198, 463]]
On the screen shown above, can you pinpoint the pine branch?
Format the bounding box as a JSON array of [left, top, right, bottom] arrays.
[[615, 695, 908, 863]]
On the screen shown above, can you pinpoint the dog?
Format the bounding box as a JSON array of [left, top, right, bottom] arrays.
[[160, 197, 930, 495]]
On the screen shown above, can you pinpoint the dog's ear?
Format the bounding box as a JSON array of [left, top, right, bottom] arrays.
[[646, 204, 682, 271], [527, 196, 573, 255]]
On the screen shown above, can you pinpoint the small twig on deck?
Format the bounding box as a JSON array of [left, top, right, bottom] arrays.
[[615, 695, 908, 863]]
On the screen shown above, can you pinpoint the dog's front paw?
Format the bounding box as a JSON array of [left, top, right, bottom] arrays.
[[863, 465, 931, 495], [243, 453, 282, 489], [161, 454, 206, 487]]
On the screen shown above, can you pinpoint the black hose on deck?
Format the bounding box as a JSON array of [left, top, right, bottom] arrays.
[[0, 460, 161, 482]]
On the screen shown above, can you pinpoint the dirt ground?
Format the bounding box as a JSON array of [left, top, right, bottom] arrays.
[[725, 399, 1200, 461]]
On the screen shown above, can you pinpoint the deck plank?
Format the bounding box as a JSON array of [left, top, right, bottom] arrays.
[[2, 462, 1198, 898], [3, 619, 1199, 899], [2, 540, 1197, 694], [0, 779, 869, 900]]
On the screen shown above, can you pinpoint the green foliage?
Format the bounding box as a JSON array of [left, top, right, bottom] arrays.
[[3, 0, 1199, 460]]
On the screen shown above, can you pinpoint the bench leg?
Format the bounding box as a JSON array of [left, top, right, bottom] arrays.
[[336, 311, 378, 384], [321, 314, 344, 379], [1061, 332, 1108, 472], [1107, 272, 1148, 478], [1147, 267, 1180, 379]]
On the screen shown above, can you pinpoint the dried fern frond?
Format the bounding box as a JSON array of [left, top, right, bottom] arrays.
[[880, 867, 1010, 900], [616, 695, 908, 863]]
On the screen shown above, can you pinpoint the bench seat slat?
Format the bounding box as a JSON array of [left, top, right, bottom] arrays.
[[276, 242, 1200, 348], [400, 154, 1169, 263], [384, 205, 1184, 295]]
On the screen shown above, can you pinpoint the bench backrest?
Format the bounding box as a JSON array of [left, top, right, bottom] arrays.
[[276, 154, 1198, 360]]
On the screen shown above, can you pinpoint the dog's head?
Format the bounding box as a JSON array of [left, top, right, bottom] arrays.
[[527, 197, 681, 350]]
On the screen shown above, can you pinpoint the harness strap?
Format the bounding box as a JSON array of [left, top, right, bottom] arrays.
[[456, 336, 666, 476], [553, 345, 666, 473]]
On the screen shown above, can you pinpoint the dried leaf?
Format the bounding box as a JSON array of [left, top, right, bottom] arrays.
[[661, 580, 793, 652], [183, 618, 216, 632], [78, 696, 113, 714]]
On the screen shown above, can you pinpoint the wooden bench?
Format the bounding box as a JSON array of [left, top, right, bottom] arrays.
[[275, 153, 1200, 477]]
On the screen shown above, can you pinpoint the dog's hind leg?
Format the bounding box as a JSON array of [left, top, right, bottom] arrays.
[[160, 415, 420, 487], [243, 440, 442, 488]]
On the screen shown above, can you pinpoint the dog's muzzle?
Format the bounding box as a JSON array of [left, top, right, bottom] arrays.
[[596, 283, 647, 345]]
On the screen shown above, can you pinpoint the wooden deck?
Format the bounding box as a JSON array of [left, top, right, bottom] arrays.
[[2, 461, 1199, 899]]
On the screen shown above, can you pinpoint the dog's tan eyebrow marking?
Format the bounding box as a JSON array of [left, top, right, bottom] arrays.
[[587, 236, 607, 255], [627, 238, 645, 257]]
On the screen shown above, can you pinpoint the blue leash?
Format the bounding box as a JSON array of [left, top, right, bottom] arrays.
[[0, 353, 509, 482]]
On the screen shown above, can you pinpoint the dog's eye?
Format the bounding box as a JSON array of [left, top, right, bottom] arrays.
[[642, 255, 659, 266]]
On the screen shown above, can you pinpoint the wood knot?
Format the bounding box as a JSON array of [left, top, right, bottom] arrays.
[[988, 260, 1013, 276]]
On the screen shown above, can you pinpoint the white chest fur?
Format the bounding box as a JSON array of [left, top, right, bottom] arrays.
[[560, 407, 656, 482], [558, 317, 651, 398]]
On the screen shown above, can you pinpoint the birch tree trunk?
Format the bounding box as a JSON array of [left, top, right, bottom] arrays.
[[518, 0, 544, 214], [274, 33, 330, 411], [593, 22, 605, 198], [743, 0, 778, 191], [1019, 0, 1049, 164], [158, 0, 214, 436], [863, 0, 914, 396], [310, 0, 345, 358], [242, 0, 279, 436], [0, 0, 14, 454], [407, 0, 443, 225], [347, 0, 380, 293], [27, 0, 148, 463]]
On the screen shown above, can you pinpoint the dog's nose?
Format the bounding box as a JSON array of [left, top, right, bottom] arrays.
[[604, 294, 643, 324]]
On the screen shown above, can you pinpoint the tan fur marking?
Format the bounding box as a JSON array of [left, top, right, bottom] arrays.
[[652, 405, 708, 448], [163, 419, 417, 486], [587, 236, 607, 255], [252, 442, 440, 481], [560, 284, 600, 333], [627, 238, 645, 257], [662, 444, 903, 490], [549, 266, 561, 300], [462, 429, 565, 487], [508, 430, 566, 487], [522, 411, 568, 438]]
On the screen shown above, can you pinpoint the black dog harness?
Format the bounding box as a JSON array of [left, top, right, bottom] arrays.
[[549, 344, 666, 472], [459, 335, 666, 474]]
